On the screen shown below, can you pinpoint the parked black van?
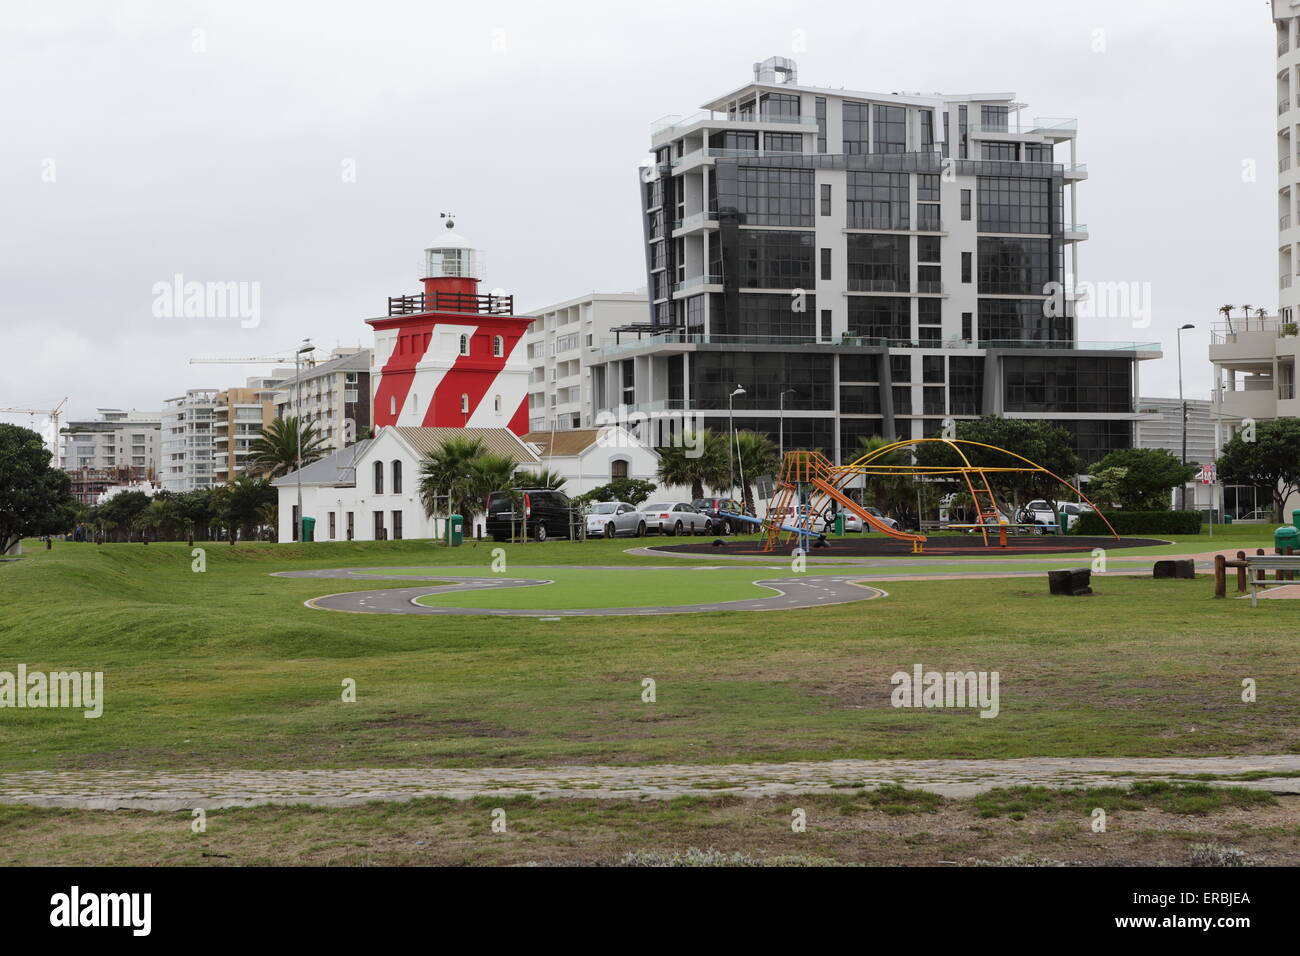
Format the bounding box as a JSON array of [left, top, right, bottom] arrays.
[[485, 488, 581, 542]]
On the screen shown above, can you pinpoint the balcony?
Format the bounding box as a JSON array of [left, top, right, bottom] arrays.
[[1282, 156, 1292, 172], [1063, 223, 1089, 241], [650, 110, 817, 140], [847, 278, 910, 293], [387, 290, 514, 317], [1063, 163, 1088, 180], [1282, 97, 1293, 116], [1284, 214, 1293, 231], [968, 117, 1078, 139], [672, 274, 724, 294]]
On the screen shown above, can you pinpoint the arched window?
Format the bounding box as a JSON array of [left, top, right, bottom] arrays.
[[461, 394, 470, 414], [493, 335, 504, 357], [611, 458, 629, 480], [391, 459, 402, 494], [459, 334, 470, 356], [389, 396, 396, 416], [493, 394, 502, 413], [373, 460, 384, 495]]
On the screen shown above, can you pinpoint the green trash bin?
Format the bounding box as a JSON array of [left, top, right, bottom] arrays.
[[834, 513, 845, 536], [1224, 514, 1233, 525], [1274, 525, 1298, 553], [300, 516, 315, 542], [1292, 509, 1300, 529], [1058, 510, 1069, 535], [446, 514, 464, 547]]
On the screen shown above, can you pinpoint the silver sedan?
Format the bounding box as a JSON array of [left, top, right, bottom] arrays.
[[584, 501, 646, 538], [641, 501, 713, 536]]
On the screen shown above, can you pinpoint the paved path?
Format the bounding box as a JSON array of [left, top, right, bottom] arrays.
[[4, 756, 1299, 810], [275, 568, 886, 617]]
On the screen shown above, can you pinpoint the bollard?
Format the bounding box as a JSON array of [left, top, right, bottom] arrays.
[[1214, 554, 1226, 598], [1237, 551, 1247, 592]]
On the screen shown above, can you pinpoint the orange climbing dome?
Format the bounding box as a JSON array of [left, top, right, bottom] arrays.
[[760, 438, 1118, 554]]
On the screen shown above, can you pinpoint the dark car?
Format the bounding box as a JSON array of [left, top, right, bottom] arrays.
[[691, 498, 750, 535], [485, 488, 580, 542]]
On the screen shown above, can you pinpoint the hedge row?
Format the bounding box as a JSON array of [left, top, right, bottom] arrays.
[[1075, 510, 1201, 536]]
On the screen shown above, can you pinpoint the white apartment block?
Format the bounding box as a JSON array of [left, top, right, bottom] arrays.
[[161, 389, 220, 492], [60, 409, 162, 474], [522, 292, 647, 431], [273, 348, 372, 451]]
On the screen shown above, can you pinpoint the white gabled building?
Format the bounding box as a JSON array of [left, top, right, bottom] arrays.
[[274, 424, 664, 541]]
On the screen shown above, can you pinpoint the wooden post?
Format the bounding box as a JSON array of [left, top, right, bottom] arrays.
[[1257, 548, 1267, 583], [1215, 553, 1226, 598], [1237, 551, 1248, 592]]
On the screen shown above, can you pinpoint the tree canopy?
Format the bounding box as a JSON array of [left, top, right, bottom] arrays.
[[1217, 418, 1300, 521], [0, 424, 77, 553], [1085, 447, 1197, 511]]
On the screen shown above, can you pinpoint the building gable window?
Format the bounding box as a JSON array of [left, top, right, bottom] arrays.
[[392, 459, 402, 494], [373, 460, 384, 495]]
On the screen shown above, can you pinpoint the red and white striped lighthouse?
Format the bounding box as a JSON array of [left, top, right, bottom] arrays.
[[368, 225, 533, 434]]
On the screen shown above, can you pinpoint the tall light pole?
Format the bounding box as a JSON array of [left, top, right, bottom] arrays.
[[295, 338, 314, 541], [1177, 323, 1194, 511], [728, 385, 745, 499], [779, 387, 796, 459]]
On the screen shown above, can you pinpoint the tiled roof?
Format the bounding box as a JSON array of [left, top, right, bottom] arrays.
[[271, 438, 375, 487], [522, 429, 604, 457], [393, 427, 539, 464]]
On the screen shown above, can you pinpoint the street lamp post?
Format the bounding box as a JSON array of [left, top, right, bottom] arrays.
[[779, 387, 796, 459], [295, 338, 314, 541], [728, 385, 745, 499], [1177, 323, 1195, 511]]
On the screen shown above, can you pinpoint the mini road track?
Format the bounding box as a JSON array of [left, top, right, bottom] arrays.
[[274, 567, 886, 617]]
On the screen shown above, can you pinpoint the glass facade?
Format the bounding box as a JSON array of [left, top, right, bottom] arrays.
[[977, 176, 1053, 234], [848, 297, 910, 340], [693, 352, 834, 410], [847, 234, 910, 292], [734, 167, 815, 226], [732, 230, 814, 289], [1002, 356, 1133, 414], [978, 299, 1071, 344], [977, 238, 1054, 294], [846, 171, 909, 229]]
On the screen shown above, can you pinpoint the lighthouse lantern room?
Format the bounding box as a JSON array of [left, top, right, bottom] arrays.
[[368, 222, 533, 434]]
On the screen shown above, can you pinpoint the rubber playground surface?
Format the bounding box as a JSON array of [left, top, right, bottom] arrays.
[[656, 534, 1169, 558]]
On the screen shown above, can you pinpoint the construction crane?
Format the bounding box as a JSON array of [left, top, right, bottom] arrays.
[[0, 397, 68, 457], [189, 350, 315, 368]]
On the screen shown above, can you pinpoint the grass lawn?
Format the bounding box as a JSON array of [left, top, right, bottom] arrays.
[[2, 784, 1294, 867], [0, 530, 1296, 772]]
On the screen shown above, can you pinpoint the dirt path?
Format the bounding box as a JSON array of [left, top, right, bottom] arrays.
[[4, 755, 1298, 810]]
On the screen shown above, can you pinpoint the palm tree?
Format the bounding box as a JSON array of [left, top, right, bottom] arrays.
[[247, 417, 329, 478], [656, 429, 727, 500], [514, 467, 567, 491], [732, 429, 778, 515], [1219, 304, 1235, 334], [419, 436, 485, 523]]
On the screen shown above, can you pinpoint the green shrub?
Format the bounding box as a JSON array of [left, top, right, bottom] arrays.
[[1075, 510, 1201, 536]]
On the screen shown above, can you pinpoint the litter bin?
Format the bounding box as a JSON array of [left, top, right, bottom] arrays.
[[1058, 510, 1069, 535], [1292, 509, 1300, 529], [1224, 514, 1232, 525], [834, 513, 845, 536], [446, 514, 464, 547], [300, 516, 315, 542], [1273, 525, 1298, 555]]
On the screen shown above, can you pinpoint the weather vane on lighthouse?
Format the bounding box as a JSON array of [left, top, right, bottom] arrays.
[[440, 211, 456, 230]]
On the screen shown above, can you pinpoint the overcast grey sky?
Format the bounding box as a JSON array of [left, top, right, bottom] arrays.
[[0, 0, 1277, 432]]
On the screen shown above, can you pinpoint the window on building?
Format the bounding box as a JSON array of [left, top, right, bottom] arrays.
[[872, 104, 906, 153], [820, 309, 832, 341], [958, 105, 968, 159], [611, 459, 629, 480], [820, 248, 832, 281], [460, 394, 470, 414], [733, 166, 815, 226], [961, 189, 972, 221], [459, 334, 470, 356], [391, 459, 402, 494], [493, 335, 504, 357], [962, 312, 973, 341], [846, 171, 909, 229], [373, 511, 385, 540], [328, 512, 336, 539], [494, 394, 502, 413], [815, 96, 827, 153], [962, 252, 972, 284], [842, 101, 869, 154], [373, 460, 383, 495], [977, 176, 1052, 234], [820, 183, 831, 216], [391, 510, 403, 540]]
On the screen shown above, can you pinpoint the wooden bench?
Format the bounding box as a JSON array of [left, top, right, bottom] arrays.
[[1214, 550, 1300, 607]]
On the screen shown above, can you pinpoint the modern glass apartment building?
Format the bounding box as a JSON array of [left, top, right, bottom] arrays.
[[590, 57, 1159, 465]]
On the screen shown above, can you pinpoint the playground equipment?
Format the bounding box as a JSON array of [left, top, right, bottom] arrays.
[[761, 439, 1118, 554]]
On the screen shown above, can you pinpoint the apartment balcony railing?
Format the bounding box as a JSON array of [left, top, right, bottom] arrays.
[[968, 117, 1078, 137], [1281, 38, 1291, 56], [671, 211, 718, 231], [387, 290, 514, 316], [672, 274, 724, 293], [1063, 163, 1088, 176], [1283, 274, 1294, 289], [1282, 156, 1292, 172], [847, 278, 910, 293], [916, 280, 944, 294], [1283, 214, 1293, 231], [1281, 97, 1292, 116], [846, 215, 911, 231], [651, 110, 818, 137], [671, 147, 764, 168], [599, 332, 1159, 356]]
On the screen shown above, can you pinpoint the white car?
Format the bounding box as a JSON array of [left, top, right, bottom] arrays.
[[1018, 500, 1092, 533], [584, 501, 645, 538], [772, 506, 829, 535], [861, 506, 900, 531], [641, 501, 712, 536]]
